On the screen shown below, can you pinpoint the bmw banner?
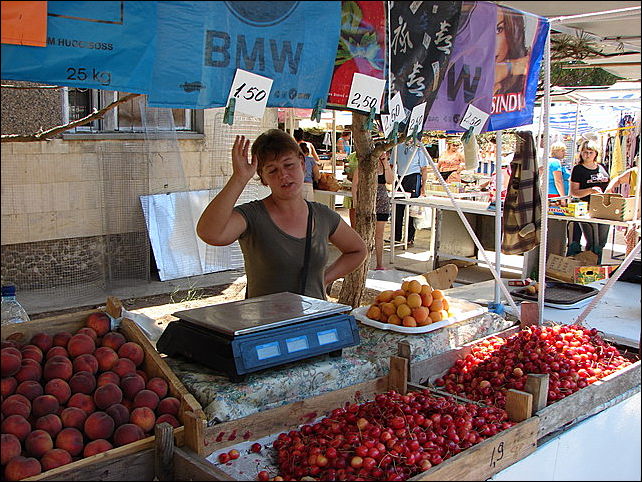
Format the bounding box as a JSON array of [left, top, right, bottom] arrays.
[[148, 1, 342, 109]]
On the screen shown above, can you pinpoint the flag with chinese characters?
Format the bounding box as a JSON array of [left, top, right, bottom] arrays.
[[389, 1, 462, 122]]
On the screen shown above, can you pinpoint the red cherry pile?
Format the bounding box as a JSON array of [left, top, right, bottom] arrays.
[[434, 324, 633, 408], [271, 389, 513, 481]]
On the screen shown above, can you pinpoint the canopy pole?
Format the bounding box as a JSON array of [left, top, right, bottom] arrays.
[[571, 101, 580, 164], [331, 110, 337, 176], [537, 28, 552, 324], [494, 130, 503, 304]]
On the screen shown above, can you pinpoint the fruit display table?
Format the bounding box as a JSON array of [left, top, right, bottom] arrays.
[[163, 310, 515, 425]]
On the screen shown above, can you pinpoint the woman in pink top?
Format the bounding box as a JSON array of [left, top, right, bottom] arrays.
[[437, 140, 465, 182]]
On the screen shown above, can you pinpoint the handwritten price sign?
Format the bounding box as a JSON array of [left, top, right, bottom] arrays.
[[459, 104, 489, 135], [347, 73, 386, 113], [389, 92, 407, 125], [407, 102, 427, 136], [227, 69, 274, 118]]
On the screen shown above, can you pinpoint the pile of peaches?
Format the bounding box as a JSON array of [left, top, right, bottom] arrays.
[[365, 280, 455, 328], [1, 313, 181, 480]]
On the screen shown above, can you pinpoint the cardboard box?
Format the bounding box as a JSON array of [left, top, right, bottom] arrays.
[[545, 252, 619, 284], [548, 201, 588, 217], [589, 193, 636, 221]]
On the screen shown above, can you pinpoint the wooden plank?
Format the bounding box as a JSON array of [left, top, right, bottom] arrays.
[[183, 410, 206, 457], [520, 301, 539, 328], [26, 448, 156, 481], [389, 356, 408, 395], [398, 341, 412, 381], [2, 310, 96, 344], [173, 447, 234, 481], [155, 423, 175, 481], [409, 418, 539, 481], [524, 374, 549, 415], [201, 376, 391, 456], [409, 327, 520, 384], [536, 360, 640, 438], [505, 389, 533, 422]]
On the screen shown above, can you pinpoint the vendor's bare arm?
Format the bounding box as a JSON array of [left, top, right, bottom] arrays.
[[324, 221, 367, 287], [196, 136, 255, 246]]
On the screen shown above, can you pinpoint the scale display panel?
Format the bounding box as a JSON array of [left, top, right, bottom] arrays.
[[173, 292, 351, 336]]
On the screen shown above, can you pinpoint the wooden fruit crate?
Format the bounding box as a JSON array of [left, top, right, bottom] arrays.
[[182, 356, 539, 481], [1, 298, 206, 481], [403, 326, 641, 439]]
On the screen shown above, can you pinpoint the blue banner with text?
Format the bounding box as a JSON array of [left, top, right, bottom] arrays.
[[147, 1, 342, 109], [1, 1, 157, 93]]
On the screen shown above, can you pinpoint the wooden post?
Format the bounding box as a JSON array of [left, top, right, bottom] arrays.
[[505, 389, 533, 422], [183, 410, 206, 457], [524, 374, 549, 415], [389, 356, 408, 395], [520, 301, 539, 329], [106, 296, 123, 318], [154, 422, 175, 481], [397, 341, 411, 381]]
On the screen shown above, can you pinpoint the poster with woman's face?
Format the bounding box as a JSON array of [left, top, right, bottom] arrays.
[[489, 5, 548, 131]]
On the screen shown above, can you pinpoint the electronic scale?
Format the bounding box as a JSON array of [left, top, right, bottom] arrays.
[[156, 292, 360, 382]]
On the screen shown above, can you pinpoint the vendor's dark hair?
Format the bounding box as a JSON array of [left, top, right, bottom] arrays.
[[293, 128, 304, 142], [300, 142, 310, 155], [252, 129, 303, 185]]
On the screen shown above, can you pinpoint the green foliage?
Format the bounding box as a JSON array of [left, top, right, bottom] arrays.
[[549, 63, 621, 87]]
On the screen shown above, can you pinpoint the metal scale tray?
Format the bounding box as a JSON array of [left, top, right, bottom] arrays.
[[156, 292, 360, 382]]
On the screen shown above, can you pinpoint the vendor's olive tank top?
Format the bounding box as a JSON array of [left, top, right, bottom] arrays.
[[234, 200, 341, 299]]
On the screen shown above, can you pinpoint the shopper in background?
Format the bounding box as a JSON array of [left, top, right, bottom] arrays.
[[351, 150, 394, 270], [391, 139, 429, 247], [569, 140, 611, 263], [544, 141, 571, 206], [300, 143, 320, 202], [293, 128, 322, 165], [437, 139, 466, 182], [337, 131, 352, 156], [197, 130, 366, 300]]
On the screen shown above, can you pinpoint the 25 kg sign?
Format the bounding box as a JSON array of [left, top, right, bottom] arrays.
[[227, 69, 273, 118]]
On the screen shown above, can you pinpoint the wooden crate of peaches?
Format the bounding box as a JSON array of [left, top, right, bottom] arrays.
[[1, 302, 204, 481], [365, 280, 454, 328]]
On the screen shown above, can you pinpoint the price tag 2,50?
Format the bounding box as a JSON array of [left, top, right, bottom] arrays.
[[407, 102, 427, 137], [347, 73, 386, 114], [459, 104, 489, 135], [227, 69, 274, 118], [389, 92, 406, 125]]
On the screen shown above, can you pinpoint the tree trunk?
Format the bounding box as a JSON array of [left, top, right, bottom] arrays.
[[338, 113, 377, 308]]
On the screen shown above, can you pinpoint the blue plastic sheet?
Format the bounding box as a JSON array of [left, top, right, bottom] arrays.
[[147, 1, 341, 109], [1, 1, 157, 93]]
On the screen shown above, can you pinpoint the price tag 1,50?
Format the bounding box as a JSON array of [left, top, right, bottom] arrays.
[[407, 102, 427, 137], [347, 73, 386, 114], [389, 92, 406, 125], [459, 104, 489, 135], [227, 69, 274, 118]]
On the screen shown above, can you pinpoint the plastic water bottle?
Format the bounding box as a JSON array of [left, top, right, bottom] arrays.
[[1, 285, 30, 325]]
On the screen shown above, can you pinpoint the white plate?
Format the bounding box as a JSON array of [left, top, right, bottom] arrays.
[[352, 297, 487, 334]]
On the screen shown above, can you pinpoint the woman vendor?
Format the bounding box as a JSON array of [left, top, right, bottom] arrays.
[[197, 129, 367, 299]]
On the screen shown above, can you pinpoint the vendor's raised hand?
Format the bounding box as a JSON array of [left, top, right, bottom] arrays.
[[231, 135, 257, 183]]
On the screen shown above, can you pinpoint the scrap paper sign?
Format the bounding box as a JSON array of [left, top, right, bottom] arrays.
[[347, 73, 386, 113], [381, 114, 393, 137], [227, 69, 273, 118], [459, 104, 489, 134], [407, 102, 427, 136], [389, 92, 407, 125]]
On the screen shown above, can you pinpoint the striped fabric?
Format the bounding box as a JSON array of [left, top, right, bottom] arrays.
[[501, 131, 541, 255]]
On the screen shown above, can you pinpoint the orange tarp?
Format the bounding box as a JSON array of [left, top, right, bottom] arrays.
[[1, 1, 47, 47]]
